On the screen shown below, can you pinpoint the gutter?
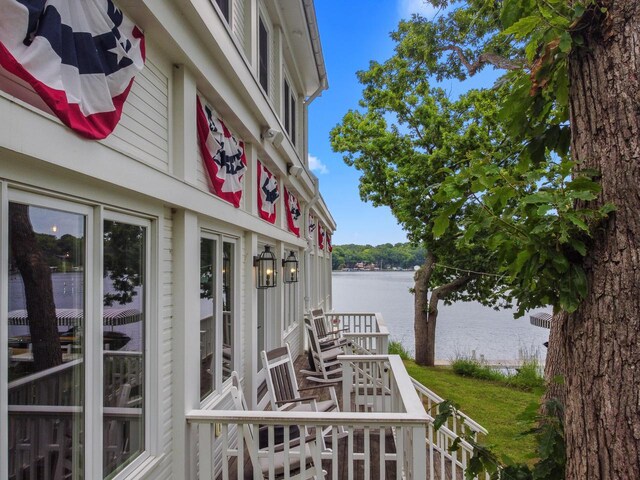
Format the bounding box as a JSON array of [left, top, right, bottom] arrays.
[[303, 171, 320, 313]]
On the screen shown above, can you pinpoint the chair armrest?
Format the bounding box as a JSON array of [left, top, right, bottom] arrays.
[[275, 396, 317, 405], [297, 382, 339, 391]]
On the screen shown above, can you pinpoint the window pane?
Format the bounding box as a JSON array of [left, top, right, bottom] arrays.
[[7, 203, 85, 480], [103, 220, 146, 478], [284, 80, 290, 134], [259, 18, 269, 94], [215, 0, 230, 22], [222, 242, 234, 381], [200, 238, 216, 400]]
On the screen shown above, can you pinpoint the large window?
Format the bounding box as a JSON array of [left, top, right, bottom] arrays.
[[5, 192, 152, 480], [200, 235, 236, 401], [258, 16, 269, 95]]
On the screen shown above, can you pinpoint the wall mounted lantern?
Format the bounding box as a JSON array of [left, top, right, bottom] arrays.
[[282, 250, 299, 283], [254, 245, 277, 288]]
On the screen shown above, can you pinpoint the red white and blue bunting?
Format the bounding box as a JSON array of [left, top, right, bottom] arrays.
[[258, 160, 279, 224], [308, 214, 317, 237], [318, 224, 326, 250], [196, 96, 247, 208], [327, 232, 333, 253], [0, 0, 145, 139], [284, 187, 301, 237]]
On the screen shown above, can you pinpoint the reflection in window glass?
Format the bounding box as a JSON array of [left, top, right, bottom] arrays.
[[258, 16, 269, 94], [103, 220, 146, 478], [200, 238, 216, 400], [7, 203, 85, 479], [222, 242, 234, 382]]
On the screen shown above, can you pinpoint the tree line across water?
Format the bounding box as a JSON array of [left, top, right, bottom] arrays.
[[331, 243, 425, 271]]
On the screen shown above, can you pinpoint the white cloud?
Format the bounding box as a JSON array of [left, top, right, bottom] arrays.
[[308, 154, 329, 174], [397, 0, 438, 19]]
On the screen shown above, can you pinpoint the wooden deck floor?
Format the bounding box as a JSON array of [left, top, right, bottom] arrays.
[[222, 354, 461, 480]]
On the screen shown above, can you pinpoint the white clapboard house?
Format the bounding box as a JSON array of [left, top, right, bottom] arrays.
[[0, 1, 487, 479]]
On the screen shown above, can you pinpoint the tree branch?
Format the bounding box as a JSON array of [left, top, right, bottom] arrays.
[[441, 45, 524, 75]]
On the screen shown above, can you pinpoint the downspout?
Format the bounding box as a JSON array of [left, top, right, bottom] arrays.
[[303, 171, 320, 313]]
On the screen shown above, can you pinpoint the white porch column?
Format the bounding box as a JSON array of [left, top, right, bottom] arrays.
[[243, 231, 258, 408], [172, 65, 198, 185], [172, 209, 200, 478]]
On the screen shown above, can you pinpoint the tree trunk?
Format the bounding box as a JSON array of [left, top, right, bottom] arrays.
[[563, 2, 640, 477], [542, 311, 566, 407], [9, 203, 62, 372], [414, 252, 435, 365], [415, 251, 474, 367]]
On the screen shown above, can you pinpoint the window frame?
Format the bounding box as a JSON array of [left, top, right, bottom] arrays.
[[1, 187, 158, 480], [199, 230, 240, 405], [258, 12, 270, 96], [282, 73, 298, 146]]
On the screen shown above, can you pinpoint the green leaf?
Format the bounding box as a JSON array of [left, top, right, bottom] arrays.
[[432, 213, 450, 238], [503, 16, 542, 39], [571, 239, 587, 256], [537, 205, 554, 215], [523, 191, 554, 204], [565, 212, 589, 231], [513, 249, 532, 274], [566, 176, 601, 193], [558, 32, 572, 53]]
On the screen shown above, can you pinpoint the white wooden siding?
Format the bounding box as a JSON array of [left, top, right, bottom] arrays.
[[0, 51, 170, 173], [284, 323, 301, 359], [106, 54, 171, 171], [232, 0, 247, 55], [155, 207, 175, 479]]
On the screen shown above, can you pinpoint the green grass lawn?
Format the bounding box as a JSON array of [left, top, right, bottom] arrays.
[[404, 360, 544, 465]]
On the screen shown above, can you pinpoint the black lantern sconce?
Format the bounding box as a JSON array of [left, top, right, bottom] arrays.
[[254, 245, 277, 288], [282, 250, 299, 283]]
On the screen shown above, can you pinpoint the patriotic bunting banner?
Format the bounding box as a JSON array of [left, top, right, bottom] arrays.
[[308, 214, 317, 235], [0, 0, 145, 139], [258, 160, 279, 223], [284, 187, 301, 237], [197, 96, 247, 208], [327, 232, 333, 253], [318, 224, 325, 250]]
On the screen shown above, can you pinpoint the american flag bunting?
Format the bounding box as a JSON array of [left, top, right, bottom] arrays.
[[0, 0, 145, 139]]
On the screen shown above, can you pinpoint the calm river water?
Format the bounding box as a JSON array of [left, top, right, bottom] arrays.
[[332, 271, 551, 363]]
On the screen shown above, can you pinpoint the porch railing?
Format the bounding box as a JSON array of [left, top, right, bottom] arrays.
[[344, 355, 489, 480], [188, 353, 428, 480], [329, 312, 390, 355]]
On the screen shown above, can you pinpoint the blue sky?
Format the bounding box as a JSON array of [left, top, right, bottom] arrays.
[[308, 0, 498, 246], [308, 1, 420, 246]]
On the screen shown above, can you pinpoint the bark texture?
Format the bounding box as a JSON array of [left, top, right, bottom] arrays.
[[9, 203, 62, 372], [542, 311, 567, 407], [414, 252, 436, 365], [564, 2, 640, 477]]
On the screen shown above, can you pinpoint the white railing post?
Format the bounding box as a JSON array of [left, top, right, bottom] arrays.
[[342, 360, 353, 412], [198, 423, 213, 479], [413, 423, 427, 480]]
